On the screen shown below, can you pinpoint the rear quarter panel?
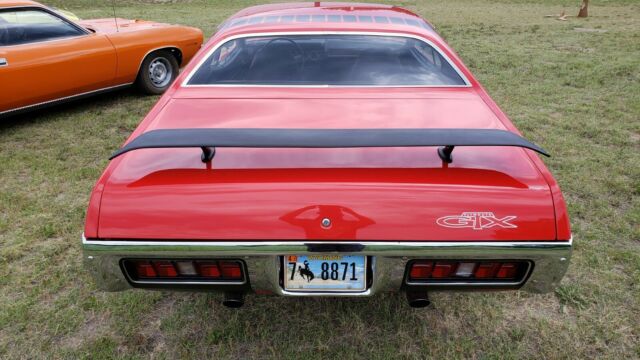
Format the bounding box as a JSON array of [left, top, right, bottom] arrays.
[[105, 25, 203, 83]]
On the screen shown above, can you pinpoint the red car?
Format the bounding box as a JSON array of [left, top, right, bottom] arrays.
[[83, 3, 571, 308]]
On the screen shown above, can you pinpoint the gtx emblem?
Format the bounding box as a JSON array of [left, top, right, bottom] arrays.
[[436, 212, 517, 230]]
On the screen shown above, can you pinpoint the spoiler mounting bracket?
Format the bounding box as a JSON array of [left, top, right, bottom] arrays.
[[201, 146, 215, 162], [437, 145, 455, 163]]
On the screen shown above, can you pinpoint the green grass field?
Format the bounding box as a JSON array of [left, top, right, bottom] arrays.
[[1, 0, 639, 358]]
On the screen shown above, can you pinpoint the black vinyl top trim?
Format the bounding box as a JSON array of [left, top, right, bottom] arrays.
[[109, 128, 550, 160]]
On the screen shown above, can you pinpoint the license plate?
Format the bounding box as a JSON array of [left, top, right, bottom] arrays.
[[284, 255, 367, 292]]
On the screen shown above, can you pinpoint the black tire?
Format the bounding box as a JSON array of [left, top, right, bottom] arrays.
[[136, 50, 179, 95]]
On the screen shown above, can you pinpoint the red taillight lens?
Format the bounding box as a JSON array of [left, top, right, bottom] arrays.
[[474, 263, 500, 278], [197, 262, 221, 278], [135, 262, 157, 278], [126, 259, 244, 282], [220, 261, 243, 279], [153, 261, 178, 277], [431, 262, 456, 278], [496, 263, 518, 279], [409, 262, 434, 279], [408, 260, 527, 282]]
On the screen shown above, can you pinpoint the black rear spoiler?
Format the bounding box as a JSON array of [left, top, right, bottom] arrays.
[[109, 128, 549, 163]]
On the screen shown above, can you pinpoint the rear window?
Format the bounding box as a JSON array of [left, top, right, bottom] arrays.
[[187, 35, 467, 86]]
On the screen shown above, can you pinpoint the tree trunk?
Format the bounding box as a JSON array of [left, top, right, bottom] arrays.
[[578, 0, 589, 18]]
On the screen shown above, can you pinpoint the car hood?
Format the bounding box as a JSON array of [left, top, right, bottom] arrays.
[[78, 18, 173, 34], [96, 90, 557, 241]]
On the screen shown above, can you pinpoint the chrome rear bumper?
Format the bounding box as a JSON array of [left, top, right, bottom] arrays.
[[82, 235, 572, 295]]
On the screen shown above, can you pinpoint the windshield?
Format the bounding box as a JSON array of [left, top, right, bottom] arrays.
[[187, 35, 467, 86]]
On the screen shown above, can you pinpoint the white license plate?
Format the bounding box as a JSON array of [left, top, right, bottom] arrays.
[[284, 255, 367, 292]]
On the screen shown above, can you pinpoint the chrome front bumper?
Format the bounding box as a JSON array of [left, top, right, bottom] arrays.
[[82, 235, 572, 295]]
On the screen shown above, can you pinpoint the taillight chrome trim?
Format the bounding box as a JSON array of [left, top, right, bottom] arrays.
[[404, 260, 533, 287], [120, 259, 248, 286]]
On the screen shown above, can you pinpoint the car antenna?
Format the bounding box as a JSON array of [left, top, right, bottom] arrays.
[[112, 0, 119, 32]]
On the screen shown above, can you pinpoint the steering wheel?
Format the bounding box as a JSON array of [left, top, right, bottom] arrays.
[[249, 37, 305, 76]]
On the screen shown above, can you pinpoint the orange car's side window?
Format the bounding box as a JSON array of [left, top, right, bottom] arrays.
[[0, 8, 85, 47]]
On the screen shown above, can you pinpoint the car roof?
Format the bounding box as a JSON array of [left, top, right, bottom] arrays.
[[218, 2, 435, 35], [230, 2, 421, 19], [0, 1, 43, 9]]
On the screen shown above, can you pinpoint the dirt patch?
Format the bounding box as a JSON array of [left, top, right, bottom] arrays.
[[131, 296, 176, 356], [59, 311, 111, 351], [501, 294, 577, 326]]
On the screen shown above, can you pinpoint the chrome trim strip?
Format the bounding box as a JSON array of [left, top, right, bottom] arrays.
[[83, 234, 572, 296], [127, 279, 246, 286], [181, 31, 472, 88], [83, 236, 572, 250], [0, 83, 132, 116], [280, 289, 372, 297], [129, 279, 247, 285]]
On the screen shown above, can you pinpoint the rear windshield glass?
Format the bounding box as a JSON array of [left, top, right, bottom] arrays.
[[187, 35, 467, 86]]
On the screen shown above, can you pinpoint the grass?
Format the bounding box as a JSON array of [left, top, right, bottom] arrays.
[[0, 0, 639, 358]]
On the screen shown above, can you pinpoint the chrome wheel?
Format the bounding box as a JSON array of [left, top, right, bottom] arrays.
[[148, 57, 173, 88]]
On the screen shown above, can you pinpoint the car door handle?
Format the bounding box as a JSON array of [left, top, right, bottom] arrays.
[[0, 58, 7, 66]]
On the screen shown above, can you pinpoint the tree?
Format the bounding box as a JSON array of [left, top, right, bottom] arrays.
[[578, 0, 589, 18]]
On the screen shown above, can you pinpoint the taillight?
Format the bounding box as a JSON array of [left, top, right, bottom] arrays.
[[125, 259, 245, 282], [197, 262, 221, 278], [220, 261, 243, 280], [474, 263, 501, 278], [431, 262, 455, 278], [135, 262, 157, 278], [410, 262, 433, 279], [408, 260, 528, 282], [153, 261, 178, 277], [496, 263, 518, 278]]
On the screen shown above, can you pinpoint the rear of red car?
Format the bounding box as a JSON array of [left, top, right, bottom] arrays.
[[82, 3, 571, 307]]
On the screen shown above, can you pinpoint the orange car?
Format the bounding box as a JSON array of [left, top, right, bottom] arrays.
[[0, 0, 203, 116]]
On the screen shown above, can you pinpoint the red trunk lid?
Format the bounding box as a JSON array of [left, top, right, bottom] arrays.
[[96, 89, 556, 241]]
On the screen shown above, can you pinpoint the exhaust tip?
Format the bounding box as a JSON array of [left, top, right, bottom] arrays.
[[406, 290, 431, 308], [222, 292, 245, 308]]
